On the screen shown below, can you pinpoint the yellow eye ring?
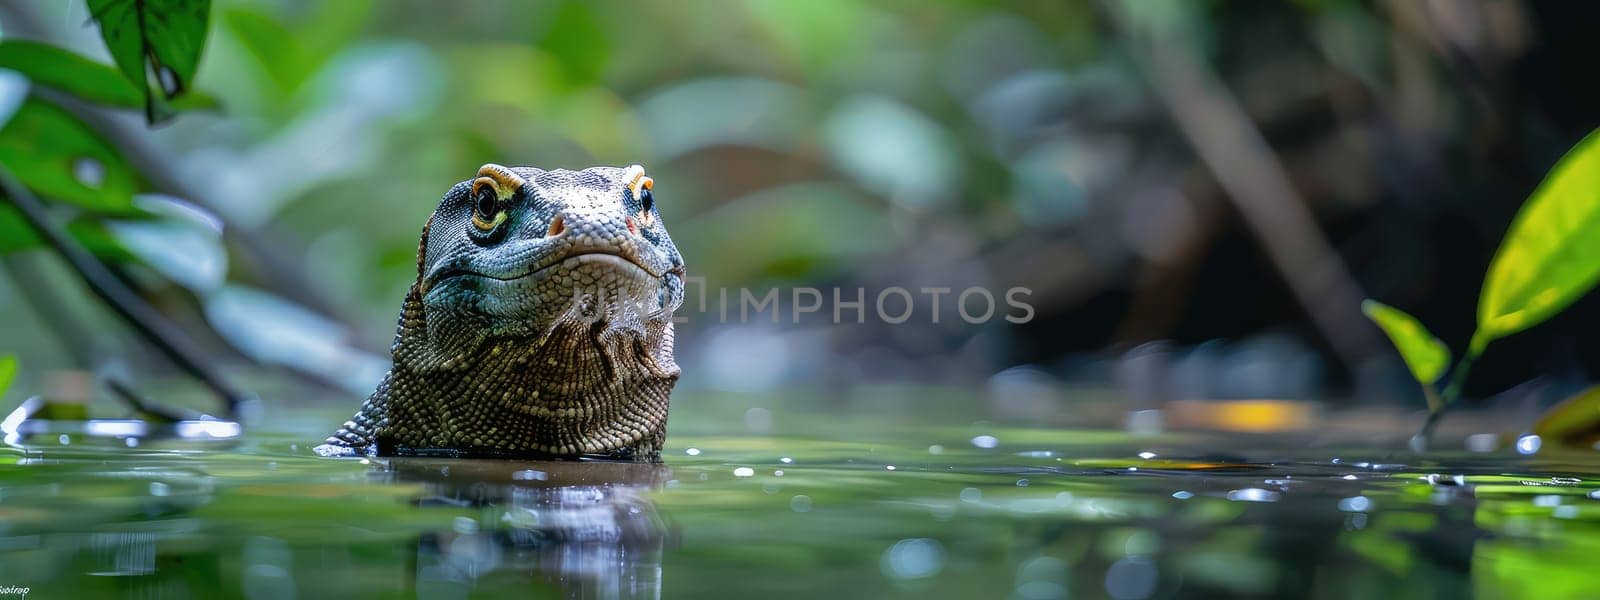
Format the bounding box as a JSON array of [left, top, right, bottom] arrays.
[[472, 209, 507, 232], [471, 176, 508, 232]]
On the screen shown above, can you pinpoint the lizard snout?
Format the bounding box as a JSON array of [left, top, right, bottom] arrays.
[[545, 212, 639, 239], [543, 206, 644, 247]]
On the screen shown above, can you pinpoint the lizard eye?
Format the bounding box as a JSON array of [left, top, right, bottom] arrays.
[[471, 184, 504, 231], [623, 165, 656, 227], [637, 181, 656, 227]]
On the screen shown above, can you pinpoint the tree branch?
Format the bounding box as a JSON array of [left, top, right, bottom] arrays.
[[1108, 5, 1383, 370], [0, 168, 247, 417]]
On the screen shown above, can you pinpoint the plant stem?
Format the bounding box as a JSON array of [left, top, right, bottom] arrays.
[[1421, 384, 1442, 413], [0, 257, 190, 419], [0, 169, 247, 417], [1418, 333, 1486, 441]]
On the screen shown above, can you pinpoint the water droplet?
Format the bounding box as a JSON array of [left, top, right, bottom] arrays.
[[124, 437, 139, 448], [149, 482, 169, 497], [971, 435, 999, 449], [1423, 473, 1463, 486], [960, 487, 983, 503], [1516, 434, 1543, 455], [1588, 490, 1600, 500], [1171, 491, 1193, 500], [773, 470, 784, 476], [881, 538, 945, 581], [1137, 451, 1157, 459], [1226, 488, 1279, 503], [733, 467, 755, 477], [780, 456, 793, 463], [790, 494, 812, 513], [1533, 494, 1563, 507], [885, 465, 896, 471], [1337, 496, 1371, 512], [57, 434, 69, 445], [1017, 479, 1030, 487], [1341, 474, 1358, 481], [927, 445, 944, 455], [685, 447, 702, 456], [512, 469, 547, 481]]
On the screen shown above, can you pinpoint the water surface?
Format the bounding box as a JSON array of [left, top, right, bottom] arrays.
[[0, 405, 1597, 599]]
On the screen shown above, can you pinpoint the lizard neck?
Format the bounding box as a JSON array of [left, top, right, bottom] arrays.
[[383, 297, 680, 459]]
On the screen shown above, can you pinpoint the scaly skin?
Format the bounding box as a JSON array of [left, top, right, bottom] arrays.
[[316, 164, 684, 461]]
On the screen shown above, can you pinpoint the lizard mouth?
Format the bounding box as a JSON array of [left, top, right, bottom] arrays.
[[423, 247, 664, 294]]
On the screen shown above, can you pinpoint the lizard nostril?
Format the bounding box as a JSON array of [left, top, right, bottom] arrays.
[[626, 216, 639, 236], [547, 214, 565, 237]]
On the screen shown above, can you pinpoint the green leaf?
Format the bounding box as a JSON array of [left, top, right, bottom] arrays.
[[0, 206, 137, 261], [0, 98, 141, 214], [1532, 385, 1600, 447], [0, 41, 142, 106], [1477, 128, 1600, 347], [1361, 300, 1450, 384], [0, 41, 221, 114], [0, 354, 15, 401], [87, 0, 212, 124]]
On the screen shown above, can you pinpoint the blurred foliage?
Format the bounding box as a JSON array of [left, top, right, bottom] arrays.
[[0, 354, 15, 401], [4, 3, 1600, 596], [0, 99, 140, 212], [1533, 384, 1600, 447], [0, 0, 1598, 419], [86, 0, 212, 123], [0, 40, 144, 107], [1477, 128, 1600, 350], [0, 0, 216, 261], [1368, 126, 1600, 438], [1362, 300, 1449, 386]]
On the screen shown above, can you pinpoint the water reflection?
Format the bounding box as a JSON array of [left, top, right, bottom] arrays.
[[8, 423, 1600, 598], [380, 458, 669, 600]]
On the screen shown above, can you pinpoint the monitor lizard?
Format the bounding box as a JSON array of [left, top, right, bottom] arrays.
[[315, 164, 684, 461]]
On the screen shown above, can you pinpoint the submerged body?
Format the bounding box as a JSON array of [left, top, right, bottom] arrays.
[[316, 164, 684, 460]]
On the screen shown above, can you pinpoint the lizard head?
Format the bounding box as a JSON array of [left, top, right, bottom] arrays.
[[316, 163, 684, 460], [408, 163, 684, 374]]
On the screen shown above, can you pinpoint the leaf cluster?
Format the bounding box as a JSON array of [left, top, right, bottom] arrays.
[[0, 0, 214, 256], [1366, 130, 1600, 441]]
